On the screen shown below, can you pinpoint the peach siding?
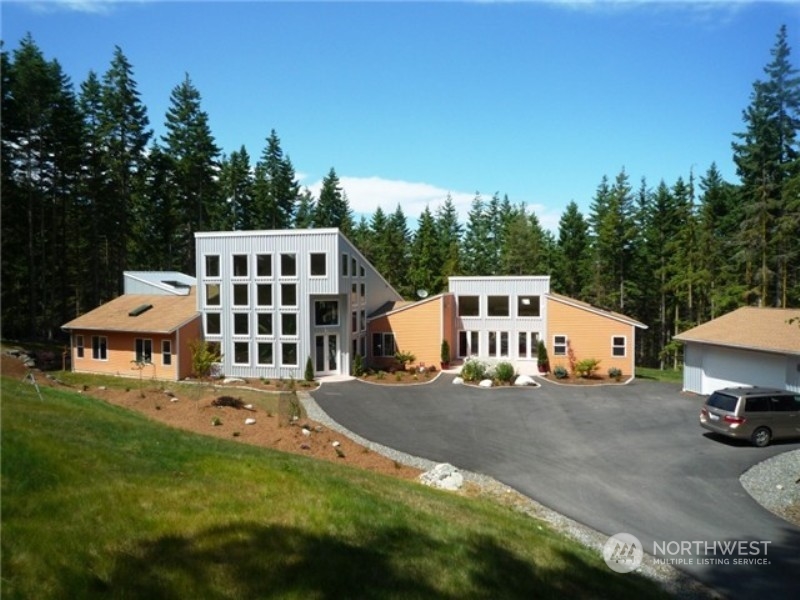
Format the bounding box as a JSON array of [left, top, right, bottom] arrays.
[[546, 298, 636, 377], [368, 297, 443, 370], [70, 318, 201, 381]]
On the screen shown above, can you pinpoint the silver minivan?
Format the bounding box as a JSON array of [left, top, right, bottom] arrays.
[[699, 387, 800, 447]]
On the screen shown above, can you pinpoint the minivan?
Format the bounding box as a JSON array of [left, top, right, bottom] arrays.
[[699, 387, 800, 447]]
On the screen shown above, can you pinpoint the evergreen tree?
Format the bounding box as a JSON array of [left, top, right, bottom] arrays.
[[314, 168, 353, 232], [500, 205, 545, 275], [252, 129, 299, 229], [384, 205, 412, 295], [434, 194, 462, 278], [365, 206, 390, 273], [219, 145, 254, 230], [294, 188, 316, 228], [462, 194, 493, 276], [161, 74, 222, 273], [408, 206, 443, 294], [554, 201, 590, 298]]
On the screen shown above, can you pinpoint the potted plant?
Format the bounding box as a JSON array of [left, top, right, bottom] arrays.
[[537, 340, 550, 374], [440, 340, 451, 369]]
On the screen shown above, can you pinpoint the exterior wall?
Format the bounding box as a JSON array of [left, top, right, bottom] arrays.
[[442, 293, 456, 364], [786, 354, 800, 393], [177, 316, 203, 380], [546, 297, 636, 377], [683, 343, 793, 395], [368, 296, 444, 371], [195, 229, 402, 379], [69, 327, 195, 381], [448, 277, 549, 374]]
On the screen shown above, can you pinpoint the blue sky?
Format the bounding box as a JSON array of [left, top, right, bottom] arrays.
[[3, 1, 799, 231]]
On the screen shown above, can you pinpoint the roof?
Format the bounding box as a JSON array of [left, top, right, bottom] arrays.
[[124, 271, 196, 295], [62, 288, 199, 334], [674, 307, 800, 356], [368, 294, 444, 319], [547, 293, 648, 329]]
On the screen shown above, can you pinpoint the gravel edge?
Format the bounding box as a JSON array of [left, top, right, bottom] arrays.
[[299, 390, 720, 600], [740, 449, 800, 525]]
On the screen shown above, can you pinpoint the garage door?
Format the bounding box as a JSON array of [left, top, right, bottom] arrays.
[[701, 346, 786, 395]]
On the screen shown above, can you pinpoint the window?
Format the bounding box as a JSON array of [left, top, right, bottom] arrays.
[[553, 335, 567, 356], [316, 301, 339, 326], [256, 254, 272, 277], [351, 283, 357, 304], [772, 395, 800, 412], [135, 338, 152, 363], [206, 312, 221, 335], [75, 335, 84, 358], [281, 253, 296, 276], [360, 310, 366, 331], [281, 342, 298, 366], [458, 331, 479, 357], [518, 332, 539, 359], [745, 397, 771, 413], [488, 332, 509, 357], [257, 283, 272, 307], [234, 342, 249, 365], [162, 340, 172, 366], [518, 296, 540, 317], [232, 254, 248, 277], [359, 336, 366, 357], [281, 283, 296, 306], [487, 296, 509, 317], [341, 253, 349, 276], [360, 264, 365, 277], [500, 332, 509, 357], [257, 313, 273, 336], [360, 283, 365, 299], [612, 336, 626, 357], [92, 336, 107, 360], [458, 296, 480, 317], [206, 283, 220, 306], [310, 253, 327, 276], [351, 257, 357, 277], [257, 342, 274, 366], [233, 313, 249, 336], [352, 311, 358, 333], [282, 313, 297, 336], [371, 333, 395, 357], [233, 283, 249, 306], [205, 255, 220, 278]]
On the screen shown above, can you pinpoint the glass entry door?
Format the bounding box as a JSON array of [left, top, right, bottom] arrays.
[[315, 333, 338, 375]]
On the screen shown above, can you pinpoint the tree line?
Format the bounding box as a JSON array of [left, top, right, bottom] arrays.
[[2, 27, 798, 368]]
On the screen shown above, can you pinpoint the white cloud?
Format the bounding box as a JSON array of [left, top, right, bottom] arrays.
[[301, 174, 564, 233]]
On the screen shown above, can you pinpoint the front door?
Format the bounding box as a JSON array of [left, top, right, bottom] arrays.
[[315, 333, 339, 375]]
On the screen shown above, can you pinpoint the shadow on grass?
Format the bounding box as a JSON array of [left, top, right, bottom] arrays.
[[81, 522, 661, 599]]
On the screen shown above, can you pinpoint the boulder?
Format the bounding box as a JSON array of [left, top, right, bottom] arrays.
[[244, 418, 256, 425], [452, 377, 464, 385], [223, 377, 246, 384], [479, 379, 493, 388], [514, 375, 536, 386], [419, 463, 464, 491]]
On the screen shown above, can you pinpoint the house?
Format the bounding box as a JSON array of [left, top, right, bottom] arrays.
[[194, 228, 402, 380], [675, 307, 800, 394], [62, 272, 201, 381]]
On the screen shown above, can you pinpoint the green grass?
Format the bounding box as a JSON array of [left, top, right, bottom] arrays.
[[1, 376, 670, 599], [635, 366, 683, 383]]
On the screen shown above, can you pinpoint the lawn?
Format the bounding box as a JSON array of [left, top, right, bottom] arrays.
[[1, 375, 670, 599], [635, 366, 683, 383]]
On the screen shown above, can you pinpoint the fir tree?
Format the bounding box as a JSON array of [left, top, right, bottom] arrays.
[[554, 201, 590, 298]]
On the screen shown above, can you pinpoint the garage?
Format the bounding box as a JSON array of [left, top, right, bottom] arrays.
[[676, 307, 800, 395]]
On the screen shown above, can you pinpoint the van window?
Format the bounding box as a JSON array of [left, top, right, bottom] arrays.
[[744, 397, 771, 413], [771, 395, 800, 412], [707, 392, 737, 412]]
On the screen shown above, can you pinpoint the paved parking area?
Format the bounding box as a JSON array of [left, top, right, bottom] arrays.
[[312, 375, 800, 599]]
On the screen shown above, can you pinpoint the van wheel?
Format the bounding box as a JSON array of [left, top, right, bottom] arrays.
[[751, 427, 771, 448]]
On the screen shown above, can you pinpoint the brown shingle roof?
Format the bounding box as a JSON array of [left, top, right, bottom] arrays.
[[62, 289, 199, 334], [674, 307, 800, 355]]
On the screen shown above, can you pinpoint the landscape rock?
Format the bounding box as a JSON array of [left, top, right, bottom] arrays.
[[514, 375, 536, 386], [419, 463, 464, 491], [332, 441, 341, 447], [244, 418, 256, 425], [479, 379, 493, 388], [170, 397, 179, 403], [302, 428, 311, 437], [452, 377, 464, 385], [222, 377, 246, 384]]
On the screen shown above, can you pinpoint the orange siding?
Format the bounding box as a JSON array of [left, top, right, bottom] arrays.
[[442, 293, 456, 363], [368, 297, 443, 370], [71, 318, 201, 381], [546, 298, 636, 377]]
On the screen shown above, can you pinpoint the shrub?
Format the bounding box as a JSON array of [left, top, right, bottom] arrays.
[[440, 340, 451, 364], [394, 351, 416, 370], [212, 396, 245, 409], [553, 365, 569, 379], [395, 372, 403, 382], [353, 353, 365, 377], [461, 358, 487, 382], [493, 361, 516, 384], [608, 367, 623, 381], [304, 356, 314, 382], [537, 340, 550, 372], [575, 358, 601, 378], [376, 370, 386, 380], [211, 416, 222, 426]]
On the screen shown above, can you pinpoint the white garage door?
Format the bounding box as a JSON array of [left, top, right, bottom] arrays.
[[701, 346, 786, 395]]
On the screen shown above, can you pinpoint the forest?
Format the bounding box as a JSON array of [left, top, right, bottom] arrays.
[[2, 27, 798, 368]]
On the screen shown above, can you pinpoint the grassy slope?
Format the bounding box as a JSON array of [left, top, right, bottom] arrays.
[[1, 376, 668, 599]]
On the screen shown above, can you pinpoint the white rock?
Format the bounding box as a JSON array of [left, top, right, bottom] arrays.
[[244, 404, 254, 410], [223, 377, 246, 384], [332, 441, 341, 447], [479, 379, 493, 387], [514, 375, 536, 386], [170, 397, 179, 403], [452, 377, 464, 385], [419, 463, 464, 491], [302, 428, 311, 437], [777, 484, 784, 491], [244, 418, 256, 425]]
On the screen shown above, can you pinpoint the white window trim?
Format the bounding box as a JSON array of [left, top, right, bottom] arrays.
[[232, 283, 250, 308], [487, 296, 510, 318], [517, 295, 541, 318], [280, 283, 297, 307], [231, 254, 249, 279], [134, 338, 153, 363], [205, 283, 221, 308], [256, 283, 273, 308], [204, 254, 221, 279], [255, 312, 274, 338], [92, 335, 108, 361], [255, 253, 273, 279], [257, 341, 275, 366], [457, 330, 479, 358], [232, 312, 250, 337], [232, 341, 250, 366], [309, 252, 328, 278], [281, 341, 299, 367], [279, 253, 298, 278], [457, 296, 481, 318], [612, 335, 627, 358], [205, 312, 222, 336], [280, 312, 299, 338], [553, 334, 568, 357]]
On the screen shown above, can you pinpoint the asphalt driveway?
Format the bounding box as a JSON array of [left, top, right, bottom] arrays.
[[311, 375, 800, 599]]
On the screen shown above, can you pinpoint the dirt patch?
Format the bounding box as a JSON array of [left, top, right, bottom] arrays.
[[2, 353, 420, 481]]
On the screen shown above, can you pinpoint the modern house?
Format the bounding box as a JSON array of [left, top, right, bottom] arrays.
[[675, 307, 800, 394], [62, 272, 201, 381]]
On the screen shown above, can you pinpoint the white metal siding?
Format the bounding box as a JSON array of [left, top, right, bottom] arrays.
[[682, 343, 705, 394], [698, 344, 787, 395], [786, 355, 800, 393]]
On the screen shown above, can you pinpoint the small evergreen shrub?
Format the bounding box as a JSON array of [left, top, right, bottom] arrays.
[[553, 365, 569, 379], [608, 367, 623, 381], [537, 340, 550, 372], [353, 353, 365, 377], [493, 361, 516, 384], [461, 359, 487, 382], [304, 356, 314, 382], [376, 370, 386, 380]]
